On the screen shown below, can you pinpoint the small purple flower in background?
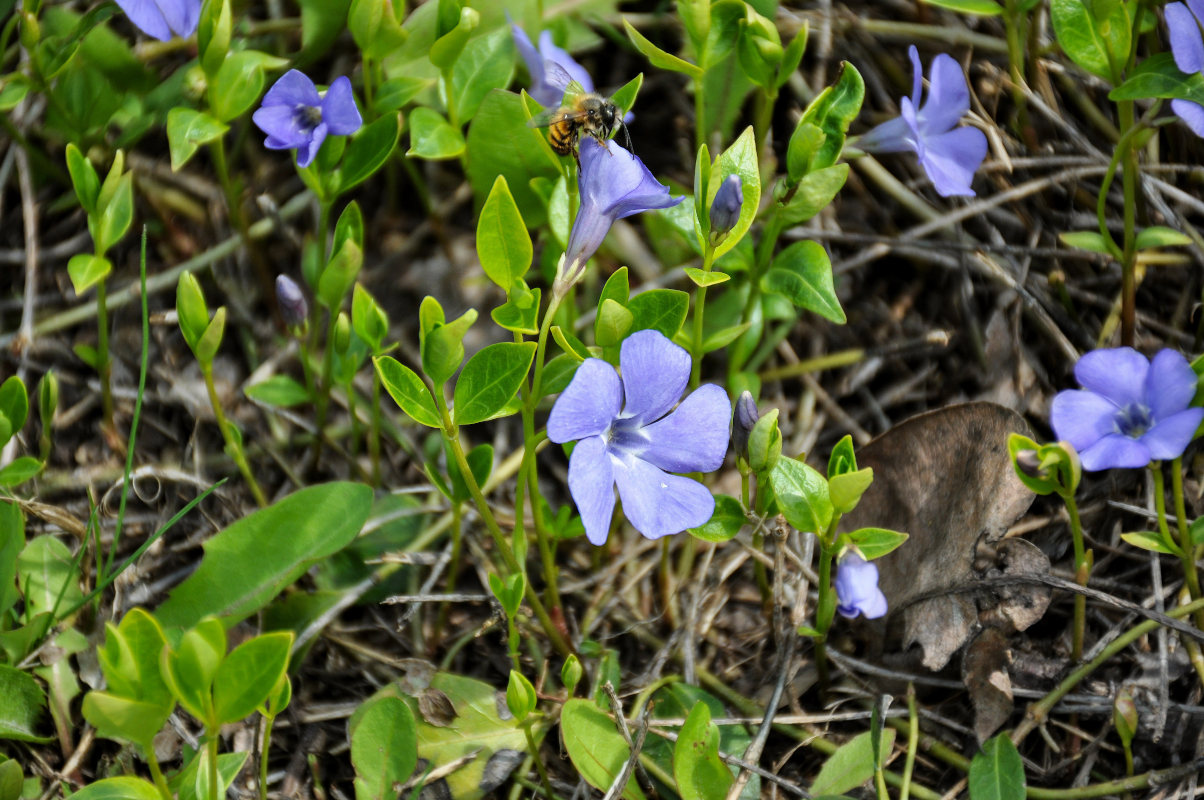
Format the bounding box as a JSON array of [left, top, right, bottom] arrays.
[[835, 551, 887, 620], [547, 329, 731, 545], [857, 45, 987, 198], [709, 174, 743, 239], [510, 21, 594, 109], [1165, 2, 1204, 136], [275, 275, 308, 327], [558, 138, 682, 294], [1050, 348, 1204, 471], [252, 70, 362, 169], [114, 0, 200, 41]]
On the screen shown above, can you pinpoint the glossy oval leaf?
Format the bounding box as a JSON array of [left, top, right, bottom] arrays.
[[477, 176, 531, 288], [68, 777, 162, 800], [674, 701, 733, 800], [561, 698, 646, 800], [454, 342, 536, 426], [375, 357, 440, 428], [0, 665, 49, 742], [968, 733, 1025, 800], [762, 240, 845, 323], [213, 631, 294, 724], [810, 729, 895, 796], [351, 695, 418, 800]]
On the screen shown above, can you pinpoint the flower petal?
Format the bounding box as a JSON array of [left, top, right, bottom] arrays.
[[510, 22, 546, 88], [1168, 2, 1204, 74], [1172, 99, 1204, 138], [262, 69, 321, 109], [321, 76, 362, 136], [547, 358, 622, 443], [296, 122, 327, 168], [835, 553, 887, 619], [1050, 389, 1119, 453], [907, 45, 923, 109], [1079, 433, 1151, 471], [157, 0, 200, 38], [1145, 349, 1198, 420], [567, 437, 616, 545], [1142, 407, 1204, 460], [563, 191, 614, 277], [253, 105, 310, 148], [916, 126, 986, 197], [855, 116, 914, 154], [114, 0, 173, 40], [1075, 347, 1148, 408], [619, 330, 689, 424], [918, 53, 970, 134], [641, 383, 731, 473], [611, 455, 715, 539]]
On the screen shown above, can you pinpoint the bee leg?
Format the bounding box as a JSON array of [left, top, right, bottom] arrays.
[[620, 121, 634, 155]]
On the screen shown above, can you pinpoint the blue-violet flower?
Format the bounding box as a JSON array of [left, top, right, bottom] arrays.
[[510, 21, 594, 109], [1050, 347, 1204, 471], [114, 0, 200, 41], [835, 551, 888, 620], [1165, 2, 1204, 136], [857, 45, 987, 198], [709, 174, 743, 238], [547, 329, 731, 545], [559, 138, 682, 294], [276, 275, 308, 327], [252, 70, 362, 169]]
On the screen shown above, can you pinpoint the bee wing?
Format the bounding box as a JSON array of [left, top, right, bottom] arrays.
[[544, 62, 578, 93], [526, 106, 589, 129]]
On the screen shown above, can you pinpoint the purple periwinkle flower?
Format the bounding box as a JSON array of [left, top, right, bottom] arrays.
[[275, 275, 308, 327], [547, 330, 731, 545], [510, 21, 594, 109], [1165, 2, 1204, 136], [252, 70, 362, 169], [732, 390, 758, 460], [709, 174, 743, 238], [114, 0, 200, 41], [835, 551, 888, 620], [558, 138, 682, 294], [857, 46, 987, 198], [1050, 348, 1204, 471]]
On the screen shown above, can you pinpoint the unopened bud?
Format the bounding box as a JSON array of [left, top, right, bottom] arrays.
[[1113, 687, 1138, 747], [276, 275, 308, 327], [709, 174, 743, 239], [732, 390, 758, 459]]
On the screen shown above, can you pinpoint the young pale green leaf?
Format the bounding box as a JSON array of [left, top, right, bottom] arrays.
[[968, 733, 1025, 800], [65, 143, 99, 214], [67, 254, 113, 296], [763, 240, 845, 323], [408, 107, 466, 160], [0, 457, 42, 488], [600, 267, 631, 308], [610, 73, 644, 118], [477, 176, 531, 288], [922, 0, 1003, 13], [166, 108, 229, 172], [194, 307, 227, 366], [684, 268, 730, 287], [541, 354, 580, 396], [674, 701, 733, 800], [828, 467, 873, 514], [810, 729, 895, 796], [171, 750, 248, 800], [156, 483, 373, 628], [454, 342, 536, 426], [679, 0, 710, 54], [768, 457, 833, 535], [176, 272, 210, 354], [209, 50, 288, 123], [1120, 530, 1180, 555], [17, 535, 82, 619], [197, 0, 233, 77], [551, 325, 592, 361], [778, 164, 849, 227], [786, 122, 825, 185], [352, 284, 389, 353], [429, 6, 478, 70], [213, 631, 293, 725], [775, 26, 808, 90], [1135, 226, 1192, 250], [373, 77, 429, 115], [748, 408, 782, 473], [702, 322, 751, 353], [708, 127, 760, 261], [843, 527, 909, 560], [796, 62, 863, 175], [492, 285, 541, 336], [333, 200, 365, 255], [0, 377, 28, 435], [827, 434, 857, 478], [1050, 0, 1131, 83], [375, 357, 440, 428], [423, 308, 477, 388], [488, 571, 525, 618], [350, 695, 418, 800], [505, 670, 537, 722], [67, 777, 163, 800], [0, 664, 49, 743], [1058, 231, 1112, 254], [0, 758, 22, 800], [688, 494, 746, 543], [628, 289, 690, 338], [160, 618, 226, 723], [561, 698, 647, 800], [317, 240, 363, 310], [452, 27, 514, 123], [335, 113, 400, 196], [93, 173, 134, 255], [624, 18, 702, 78], [595, 300, 634, 349], [1110, 52, 1204, 105], [81, 692, 172, 748], [245, 375, 310, 408], [97, 608, 171, 706], [0, 501, 25, 621]]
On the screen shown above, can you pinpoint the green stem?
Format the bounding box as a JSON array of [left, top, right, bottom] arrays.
[[1063, 491, 1088, 661], [689, 244, 717, 389], [1003, 0, 1031, 137], [370, 368, 383, 485], [521, 721, 555, 800], [259, 714, 275, 800], [207, 731, 220, 800], [1117, 99, 1139, 347], [96, 277, 114, 432], [146, 747, 172, 800], [814, 545, 834, 691], [1169, 458, 1204, 630], [202, 363, 268, 507], [899, 684, 918, 800]]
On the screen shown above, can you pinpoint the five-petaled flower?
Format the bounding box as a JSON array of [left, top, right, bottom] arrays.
[[558, 138, 682, 295], [835, 551, 888, 620], [510, 22, 594, 109], [114, 0, 200, 41], [1050, 347, 1204, 471], [1165, 2, 1204, 137], [252, 70, 362, 169], [547, 329, 731, 545], [857, 46, 987, 198]]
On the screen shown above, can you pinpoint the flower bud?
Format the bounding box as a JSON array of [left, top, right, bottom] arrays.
[[732, 390, 758, 461], [1113, 687, 1137, 748], [1014, 448, 1045, 479], [561, 654, 583, 697], [709, 174, 743, 239], [276, 275, 308, 328], [334, 311, 352, 355]]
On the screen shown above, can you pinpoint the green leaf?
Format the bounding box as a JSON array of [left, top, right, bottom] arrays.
[[17, 535, 82, 619], [65, 143, 99, 214], [827, 434, 857, 478], [688, 494, 745, 543], [702, 322, 751, 353], [595, 299, 634, 348], [452, 27, 515, 122], [209, 50, 288, 123], [408, 107, 466, 160], [166, 107, 229, 172], [422, 308, 477, 387], [828, 467, 873, 514], [477, 176, 531, 288], [170, 750, 247, 800], [68, 777, 162, 800], [350, 695, 418, 800], [0, 502, 25, 620], [610, 73, 644, 118], [298, 0, 351, 62], [160, 618, 225, 722], [778, 164, 849, 227], [375, 357, 441, 428], [561, 698, 646, 800], [541, 354, 580, 396], [922, 0, 1003, 13], [245, 375, 311, 408], [623, 18, 702, 78], [628, 289, 690, 338], [491, 285, 541, 335], [352, 284, 389, 353], [96, 608, 172, 707], [810, 729, 896, 796], [684, 268, 730, 287], [505, 670, 537, 722], [466, 90, 561, 228], [708, 127, 760, 261], [1051, 0, 1131, 83], [674, 701, 733, 800], [0, 377, 29, 435], [968, 733, 1025, 800], [599, 267, 631, 307], [372, 77, 430, 115], [429, 6, 479, 70], [0, 665, 48, 742], [0, 759, 23, 800], [195, 307, 227, 367], [317, 240, 363, 310], [0, 75, 30, 113], [336, 113, 401, 196], [213, 632, 293, 724], [795, 63, 864, 175], [1120, 530, 1179, 555], [197, 0, 232, 77], [81, 692, 172, 748], [0, 457, 42, 488], [453, 342, 537, 425], [768, 457, 833, 535], [1135, 225, 1192, 250], [1191, 517, 1204, 546], [1110, 52, 1204, 104], [94, 171, 133, 255], [176, 272, 210, 355], [843, 527, 908, 560], [1058, 231, 1112, 254], [762, 240, 846, 323], [156, 483, 373, 628], [67, 254, 112, 296]]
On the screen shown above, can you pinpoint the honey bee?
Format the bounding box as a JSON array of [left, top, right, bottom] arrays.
[[527, 64, 631, 161]]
